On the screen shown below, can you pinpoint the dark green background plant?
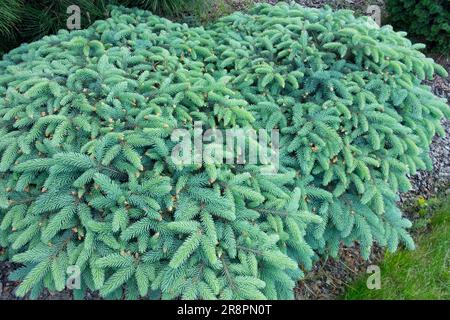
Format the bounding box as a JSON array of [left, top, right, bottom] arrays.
[[0, 0, 210, 54], [385, 0, 450, 54]]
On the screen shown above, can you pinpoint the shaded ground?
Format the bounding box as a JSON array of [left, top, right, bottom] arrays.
[[0, 261, 72, 300], [296, 56, 450, 300]]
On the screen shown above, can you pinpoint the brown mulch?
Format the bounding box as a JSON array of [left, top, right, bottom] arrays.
[[0, 261, 73, 300]]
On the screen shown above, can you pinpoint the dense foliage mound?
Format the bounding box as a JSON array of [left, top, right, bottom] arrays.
[[386, 0, 450, 53], [0, 2, 448, 299], [0, 0, 206, 54]]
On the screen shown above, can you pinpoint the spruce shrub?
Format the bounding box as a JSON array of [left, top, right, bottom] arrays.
[[0, 2, 448, 299], [386, 0, 450, 54]]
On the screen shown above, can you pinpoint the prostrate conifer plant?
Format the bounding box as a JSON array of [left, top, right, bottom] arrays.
[[0, 2, 448, 299]]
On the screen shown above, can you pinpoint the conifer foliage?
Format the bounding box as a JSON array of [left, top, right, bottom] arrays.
[[0, 2, 448, 299], [386, 0, 450, 53]]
